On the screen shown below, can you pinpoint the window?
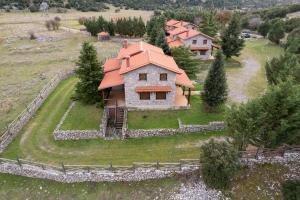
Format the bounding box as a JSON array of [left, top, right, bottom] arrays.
[[192, 40, 197, 44], [160, 73, 168, 81], [203, 39, 207, 45], [200, 50, 206, 55], [139, 73, 147, 81], [156, 92, 167, 100], [140, 92, 150, 100]]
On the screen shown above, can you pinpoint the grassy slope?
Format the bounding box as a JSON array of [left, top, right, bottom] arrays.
[[128, 96, 224, 129], [0, 76, 227, 165], [240, 39, 283, 98], [60, 102, 103, 130], [0, 173, 179, 200]]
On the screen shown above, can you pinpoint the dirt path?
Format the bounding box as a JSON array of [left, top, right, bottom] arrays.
[[227, 57, 261, 103]]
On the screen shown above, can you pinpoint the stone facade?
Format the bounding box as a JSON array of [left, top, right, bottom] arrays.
[[123, 64, 177, 109], [183, 35, 212, 60]]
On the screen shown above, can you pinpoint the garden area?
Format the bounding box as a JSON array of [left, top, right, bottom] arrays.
[[127, 95, 224, 129], [0, 76, 227, 166]]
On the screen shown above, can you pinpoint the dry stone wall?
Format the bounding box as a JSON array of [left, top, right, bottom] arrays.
[[0, 71, 73, 152], [123, 119, 225, 139]]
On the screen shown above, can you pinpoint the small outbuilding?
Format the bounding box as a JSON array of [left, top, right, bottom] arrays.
[[97, 32, 110, 41]]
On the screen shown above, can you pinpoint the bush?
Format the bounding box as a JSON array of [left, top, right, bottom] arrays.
[[28, 31, 36, 40], [29, 4, 39, 12], [282, 180, 300, 200], [56, 8, 67, 13], [200, 140, 239, 189], [78, 17, 87, 25]]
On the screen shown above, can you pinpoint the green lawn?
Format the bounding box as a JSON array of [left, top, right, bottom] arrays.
[[60, 102, 102, 130], [128, 96, 224, 129], [0, 76, 227, 166]]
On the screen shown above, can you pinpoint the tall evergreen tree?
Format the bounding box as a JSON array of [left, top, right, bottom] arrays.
[[149, 23, 160, 44], [258, 20, 271, 38], [171, 46, 200, 79], [74, 42, 103, 104], [155, 29, 170, 54], [199, 10, 218, 37], [268, 19, 285, 44], [201, 50, 227, 108], [221, 13, 244, 58]]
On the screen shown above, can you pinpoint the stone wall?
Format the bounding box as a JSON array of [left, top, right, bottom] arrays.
[[53, 106, 108, 140], [0, 71, 73, 152], [0, 159, 199, 183], [124, 120, 225, 139]]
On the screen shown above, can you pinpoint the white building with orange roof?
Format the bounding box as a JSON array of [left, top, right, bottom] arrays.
[[165, 19, 219, 60], [98, 40, 194, 110]]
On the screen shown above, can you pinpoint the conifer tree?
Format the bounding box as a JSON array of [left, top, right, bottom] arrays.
[[268, 20, 285, 44], [74, 42, 103, 104], [221, 13, 244, 58], [171, 46, 200, 79], [200, 10, 218, 37], [155, 29, 170, 54], [201, 50, 228, 108]]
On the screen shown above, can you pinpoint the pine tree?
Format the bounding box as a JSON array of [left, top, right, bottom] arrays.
[[74, 42, 103, 105], [268, 20, 285, 44], [221, 13, 244, 58], [200, 10, 218, 37], [171, 46, 200, 79], [201, 50, 228, 108], [155, 29, 170, 54], [149, 23, 160, 44], [137, 16, 146, 37]]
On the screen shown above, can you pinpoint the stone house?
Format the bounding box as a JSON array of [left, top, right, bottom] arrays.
[[166, 19, 219, 60], [98, 41, 194, 110], [97, 32, 110, 41], [165, 19, 197, 32]]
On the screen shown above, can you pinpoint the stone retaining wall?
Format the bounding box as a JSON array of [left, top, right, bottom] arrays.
[[53, 106, 108, 140], [0, 161, 198, 183], [124, 120, 225, 139]]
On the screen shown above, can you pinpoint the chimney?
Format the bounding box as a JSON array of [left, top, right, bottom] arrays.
[[125, 56, 130, 68], [122, 39, 128, 48]]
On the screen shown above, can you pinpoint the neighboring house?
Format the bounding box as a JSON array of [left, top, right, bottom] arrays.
[[165, 19, 197, 32], [166, 19, 219, 60], [98, 41, 194, 110], [97, 32, 110, 41]]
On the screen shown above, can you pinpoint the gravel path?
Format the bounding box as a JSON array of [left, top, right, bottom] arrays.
[[227, 57, 261, 103]]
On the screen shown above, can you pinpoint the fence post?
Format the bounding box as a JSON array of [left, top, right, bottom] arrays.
[[109, 161, 113, 171], [16, 156, 22, 168], [61, 162, 66, 174], [179, 161, 182, 171], [156, 161, 159, 170]]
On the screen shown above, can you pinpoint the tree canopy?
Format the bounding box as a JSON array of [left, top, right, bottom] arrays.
[[74, 42, 103, 105], [221, 13, 244, 58]]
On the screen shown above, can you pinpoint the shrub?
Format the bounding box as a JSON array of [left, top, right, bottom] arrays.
[[282, 180, 300, 200], [29, 4, 39, 12], [28, 31, 36, 40], [45, 20, 52, 31], [200, 140, 239, 189], [78, 17, 87, 25], [56, 8, 67, 13]]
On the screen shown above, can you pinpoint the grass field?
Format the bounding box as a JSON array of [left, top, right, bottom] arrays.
[[128, 96, 224, 129], [0, 18, 122, 134], [0, 173, 180, 200], [0, 76, 227, 165], [60, 102, 103, 130], [241, 39, 283, 98]]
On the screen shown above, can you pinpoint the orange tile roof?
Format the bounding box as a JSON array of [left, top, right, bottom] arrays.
[[166, 36, 174, 43], [119, 49, 181, 74], [176, 69, 194, 88], [135, 86, 172, 92], [174, 21, 191, 28], [103, 58, 121, 73], [178, 29, 214, 40], [168, 27, 188, 36], [168, 40, 184, 48], [98, 70, 124, 90], [166, 19, 180, 26], [98, 31, 109, 36], [117, 41, 164, 59]]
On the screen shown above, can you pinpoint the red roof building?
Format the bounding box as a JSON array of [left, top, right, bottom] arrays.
[[98, 40, 194, 109]]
